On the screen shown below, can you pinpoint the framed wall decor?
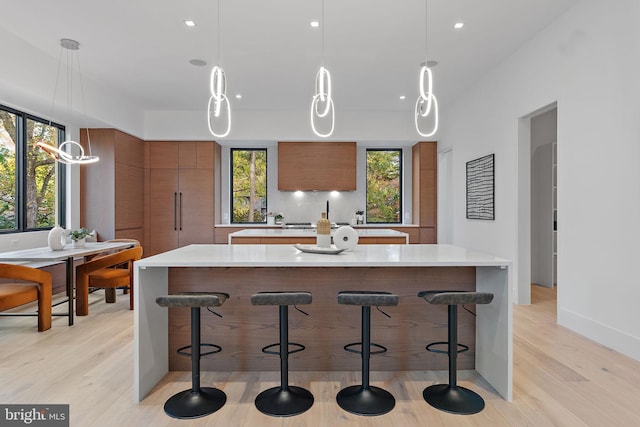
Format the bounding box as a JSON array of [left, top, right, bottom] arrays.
[[466, 153, 495, 220]]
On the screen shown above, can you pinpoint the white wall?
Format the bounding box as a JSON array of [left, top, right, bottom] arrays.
[[442, 0, 640, 360]]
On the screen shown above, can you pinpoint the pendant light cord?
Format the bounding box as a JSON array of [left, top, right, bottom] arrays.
[[321, 0, 325, 66], [217, 0, 221, 66]]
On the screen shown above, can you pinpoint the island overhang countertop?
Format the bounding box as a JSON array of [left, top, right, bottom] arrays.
[[135, 243, 509, 268]]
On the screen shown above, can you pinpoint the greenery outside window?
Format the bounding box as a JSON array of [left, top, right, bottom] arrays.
[[231, 148, 267, 223], [0, 104, 66, 232], [366, 149, 402, 223]]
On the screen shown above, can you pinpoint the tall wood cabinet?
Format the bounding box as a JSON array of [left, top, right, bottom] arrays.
[[80, 129, 144, 242], [145, 141, 220, 256], [412, 141, 437, 243]]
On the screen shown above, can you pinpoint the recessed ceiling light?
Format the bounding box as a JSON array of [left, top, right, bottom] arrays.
[[399, 95, 406, 100], [189, 59, 207, 67], [184, 20, 196, 27], [235, 94, 242, 99], [310, 21, 320, 28], [454, 22, 464, 29]]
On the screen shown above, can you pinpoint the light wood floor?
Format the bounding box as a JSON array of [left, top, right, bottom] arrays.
[[1, 285, 639, 426]]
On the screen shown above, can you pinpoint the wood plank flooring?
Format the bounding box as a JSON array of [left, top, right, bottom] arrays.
[[1, 285, 639, 426]]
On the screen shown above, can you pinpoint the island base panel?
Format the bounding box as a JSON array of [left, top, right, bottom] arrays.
[[167, 266, 476, 372]]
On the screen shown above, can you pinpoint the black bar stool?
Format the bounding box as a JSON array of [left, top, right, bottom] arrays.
[[418, 290, 494, 415], [155, 292, 229, 419], [251, 291, 314, 417], [336, 291, 399, 416]]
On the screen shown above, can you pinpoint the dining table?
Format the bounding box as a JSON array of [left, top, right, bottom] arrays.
[[0, 241, 136, 325]]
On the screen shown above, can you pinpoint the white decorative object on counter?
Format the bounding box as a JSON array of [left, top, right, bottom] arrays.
[[293, 244, 346, 255], [47, 225, 67, 251], [333, 226, 358, 251]]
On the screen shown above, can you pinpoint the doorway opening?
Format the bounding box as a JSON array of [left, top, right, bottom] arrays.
[[517, 103, 557, 304]]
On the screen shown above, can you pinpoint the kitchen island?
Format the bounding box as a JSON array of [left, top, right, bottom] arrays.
[[134, 244, 511, 402], [228, 227, 409, 244]]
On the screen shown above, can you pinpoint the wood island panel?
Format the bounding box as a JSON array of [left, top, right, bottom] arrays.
[[167, 266, 476, 373]]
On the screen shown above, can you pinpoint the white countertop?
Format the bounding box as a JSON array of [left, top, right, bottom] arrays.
[[136, 244, 510, 268], [228, 228, 408, 239]]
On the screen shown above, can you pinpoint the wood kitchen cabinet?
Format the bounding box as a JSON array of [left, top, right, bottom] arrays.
[[145, 141, 220, 256], [80, 129, 144, 242], [278, 141, 357, 191], [412, 141, 437, 243]]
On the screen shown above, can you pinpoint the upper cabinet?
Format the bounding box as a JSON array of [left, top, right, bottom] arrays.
[[278, 141, 357, 191]]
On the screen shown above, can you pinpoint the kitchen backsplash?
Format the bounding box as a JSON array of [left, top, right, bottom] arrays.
[[268, 190, 363, 224]]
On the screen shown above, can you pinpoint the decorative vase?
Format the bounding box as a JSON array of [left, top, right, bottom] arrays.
[[72, 237, 86, 248], [48, 225, 67, 251], [316, 212, 331, 248]]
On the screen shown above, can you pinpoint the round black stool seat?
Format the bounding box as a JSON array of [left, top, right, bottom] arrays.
[[418, 290, 494, 415], [336, 291, 398, 416], [251, 291, 314, 417], [155, 291, 229, 419]]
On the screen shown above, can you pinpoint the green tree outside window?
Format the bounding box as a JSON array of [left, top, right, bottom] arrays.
[[366, 149, 402, 223]]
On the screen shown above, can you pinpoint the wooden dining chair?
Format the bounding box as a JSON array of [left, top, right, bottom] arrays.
[[75, 246, 143, 316], [0, 264, 52, 331]]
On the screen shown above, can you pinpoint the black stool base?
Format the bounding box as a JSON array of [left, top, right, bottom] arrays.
[[164, 387, 227, 419], [423, 384, 485, 415], [337, 385, 395, 416], [255, 386, 314, 417]]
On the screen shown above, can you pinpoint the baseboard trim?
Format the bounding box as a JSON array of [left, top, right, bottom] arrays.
[[558, 307, 640, 362]]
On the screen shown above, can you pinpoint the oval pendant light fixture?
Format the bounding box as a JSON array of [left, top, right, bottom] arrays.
[[415, 0, 439, 138], [310, 0, 335, 137], [207, 0, 231, 138]]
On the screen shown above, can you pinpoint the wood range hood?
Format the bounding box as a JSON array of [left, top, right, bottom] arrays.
[[277, 141, 357, 191]]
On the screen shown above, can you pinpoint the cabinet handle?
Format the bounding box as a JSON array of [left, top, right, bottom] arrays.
[[179, 192, 183, 231], [173, 192, 177, 231]]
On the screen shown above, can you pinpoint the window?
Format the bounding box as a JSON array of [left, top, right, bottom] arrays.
[[0, 104, 65, 232], [231, 148, 267, 223], [366, 149, 402, 223]]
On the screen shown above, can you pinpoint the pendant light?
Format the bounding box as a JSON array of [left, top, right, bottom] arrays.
[[415, 0, 439, 138], [37, 38, 99, 165], [310, 0, 335, 137], [207, 0, 231, 138]]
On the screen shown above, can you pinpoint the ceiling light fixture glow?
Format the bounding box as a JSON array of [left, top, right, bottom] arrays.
[[415, 0, 439, 138], [310, 0, 334, 137], [38, 38, 99, 165], [454, 22, 464, 29], [207, 0, 231, 138], [185, 20, 196, 27], [310, 21, 320, 28]]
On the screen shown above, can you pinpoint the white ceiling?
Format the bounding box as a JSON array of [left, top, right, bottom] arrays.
[[1, 0, 579, 117]]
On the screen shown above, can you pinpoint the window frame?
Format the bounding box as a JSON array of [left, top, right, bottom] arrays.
[[229, 147, 268, 224], [0, 103, 66, 234], [365, 148, 403, 224]]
